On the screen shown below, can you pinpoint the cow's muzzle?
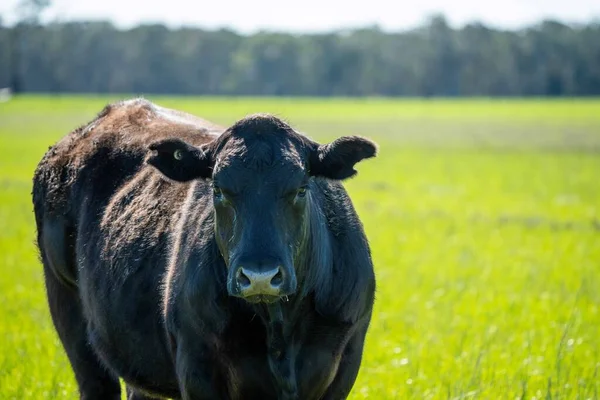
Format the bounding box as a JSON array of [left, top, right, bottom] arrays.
[[228, 260, 296, 302]]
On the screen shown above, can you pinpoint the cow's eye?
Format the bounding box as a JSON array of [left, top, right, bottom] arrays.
[[296, 186, 308, 199], [213, 185, 223, 198]]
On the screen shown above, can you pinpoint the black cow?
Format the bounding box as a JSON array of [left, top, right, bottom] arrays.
[[32, 98, 377, 400]]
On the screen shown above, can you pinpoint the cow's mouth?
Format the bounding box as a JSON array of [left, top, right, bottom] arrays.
[[243, 294, 281, 304]]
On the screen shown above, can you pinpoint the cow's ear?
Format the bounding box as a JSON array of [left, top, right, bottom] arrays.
[[147, 139, 213, 181], [309, 136, 377, 180]]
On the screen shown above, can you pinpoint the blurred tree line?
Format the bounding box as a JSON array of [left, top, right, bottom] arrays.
[[1, 14, 599, 96]]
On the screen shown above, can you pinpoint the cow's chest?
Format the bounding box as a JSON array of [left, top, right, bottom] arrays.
[[218, 323, 344, 400], [221, 345, 341, 400]]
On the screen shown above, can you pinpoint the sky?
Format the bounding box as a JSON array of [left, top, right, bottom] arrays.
[[1, 0, 599, 33]]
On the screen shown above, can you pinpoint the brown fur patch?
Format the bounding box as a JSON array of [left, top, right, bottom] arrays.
[[33, 98, 223, 220]]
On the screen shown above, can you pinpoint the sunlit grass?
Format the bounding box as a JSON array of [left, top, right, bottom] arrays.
[[0, 96, 599, 399]]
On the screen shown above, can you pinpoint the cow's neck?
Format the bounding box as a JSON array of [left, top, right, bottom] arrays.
[[262, 302, 298, 399]]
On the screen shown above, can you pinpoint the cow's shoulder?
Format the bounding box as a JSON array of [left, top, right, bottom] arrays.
[[310, 177, 375, 322]]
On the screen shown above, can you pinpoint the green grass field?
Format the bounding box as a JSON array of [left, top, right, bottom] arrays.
[[1, 96, 599, 399]]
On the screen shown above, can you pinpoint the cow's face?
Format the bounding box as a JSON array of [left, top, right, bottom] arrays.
[[147, 115, 377, 304]]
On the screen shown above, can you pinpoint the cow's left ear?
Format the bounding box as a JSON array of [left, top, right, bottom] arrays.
[[147, 138, 213, 181], [309, 136, 378, 180]]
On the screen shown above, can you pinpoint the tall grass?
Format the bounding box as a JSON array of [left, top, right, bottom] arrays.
[[0, 96, 598, 399]]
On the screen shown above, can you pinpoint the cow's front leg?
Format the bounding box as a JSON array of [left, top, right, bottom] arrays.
[[174, 335, 224, 400], [320, 321, 370, 400], [294, 318, 366, 400]]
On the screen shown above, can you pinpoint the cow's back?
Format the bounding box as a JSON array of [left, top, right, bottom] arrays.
[[33, 98, 220, 220]]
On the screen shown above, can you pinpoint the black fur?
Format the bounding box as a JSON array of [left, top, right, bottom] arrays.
[[32, 99, 377, 400]]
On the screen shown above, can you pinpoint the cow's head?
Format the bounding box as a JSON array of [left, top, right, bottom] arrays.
[[147, 114, 377, 304]]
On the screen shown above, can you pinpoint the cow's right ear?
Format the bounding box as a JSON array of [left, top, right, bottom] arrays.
[[147, 139, 213, 181]]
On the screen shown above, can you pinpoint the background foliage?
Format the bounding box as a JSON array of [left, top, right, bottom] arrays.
[[1, 15, 600, 96]]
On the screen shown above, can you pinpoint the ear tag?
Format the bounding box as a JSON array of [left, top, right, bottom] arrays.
[[173, 149, 183, 160]]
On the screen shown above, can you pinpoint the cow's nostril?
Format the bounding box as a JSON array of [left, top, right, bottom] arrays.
[[237, 268, 251, 288], [270, 268, 283, 287]]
